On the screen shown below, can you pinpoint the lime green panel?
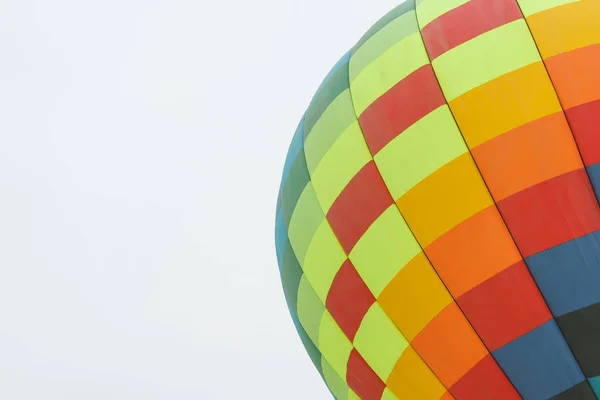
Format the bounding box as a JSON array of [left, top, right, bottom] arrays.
[[374, 106, 468, 200], [433, 20, 541, 101], [304, 90, 356, 173], [381, 388, 400, 400], [349, 206, 421, 297], [348, 389, 361, 400], [353, 1, 416, 52], [416, 0, 469, 27], [311, 121, 372, 212], [322, 358, 349, 400], [302, 220, 347, 303], [287, 183, 325, 264], [353, 303, 410, 381], [319, 311, 353, 379], [350, 11, 418, 82], [297, 275, 326, 345], [351, 33, 430, 115], [518, 0, 579, 16]]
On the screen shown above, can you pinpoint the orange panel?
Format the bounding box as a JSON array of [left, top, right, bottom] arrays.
[[471, 112, 583, 200], [412, 302, 488, 387], [440, 392, 455, 400], [545, 43, 600, 109], [426, 206, 521, 297]]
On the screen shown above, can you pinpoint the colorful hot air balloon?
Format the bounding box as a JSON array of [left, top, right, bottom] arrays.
[[275, 0, 600, 399]]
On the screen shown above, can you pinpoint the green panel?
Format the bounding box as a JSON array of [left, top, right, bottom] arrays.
[[348, 389, 360, 400], [350, 32, 430, 115], [381, 388, 400, 400], [374, 106, 467, 200], [322, 358, 349, 400], [281, 151, 310, 227], [297, 275, 326, 345], [319, 311, 353, 379], [349, 206, 421, 297], [350, 11, 419, 81], [417, 0, 468, 27], [288, 183, 325, 265], [304, 90, 356, 173], [298, 322, 324, 377], [311, 121, 372, 213], [304, 66, 350, 138], [302, 220, 348, 303], [280, 240, 303, 313], [518, 0, 578, 16], [353, 303, 409, 381], [433, 20, 541, 101], [352, 0, 416, 52]]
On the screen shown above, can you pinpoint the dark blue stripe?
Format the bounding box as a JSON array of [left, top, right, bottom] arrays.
[[526, 231, 600, 316], [492, 320, 586, 400]]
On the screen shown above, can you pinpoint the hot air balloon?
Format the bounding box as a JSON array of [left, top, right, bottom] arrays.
[[275, 0, 600, 399]]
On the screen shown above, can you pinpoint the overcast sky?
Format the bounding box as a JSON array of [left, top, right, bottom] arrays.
[[0, 1, 399, 398]]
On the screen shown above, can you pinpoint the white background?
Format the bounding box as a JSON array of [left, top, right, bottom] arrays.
[[0, 0, 399, 398]]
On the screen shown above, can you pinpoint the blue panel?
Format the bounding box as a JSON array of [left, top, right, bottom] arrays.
[[492, 320, 586, 400], [586, 163, 600, 201], [280, 118, 305, 192], [275, 207, 286, 270], [525, 231, 600, 316], [590, 376, 600, 397], [288, 304, 303, 336]]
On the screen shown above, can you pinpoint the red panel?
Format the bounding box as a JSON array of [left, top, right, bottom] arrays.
[[457, 261, 552, 351], [327, 161, 394, 253], [497, 168, 600, 257], [326, 260, 376, 341], [347, 349, 386, 400], [565, 99, 600, 166], [358, 65, 445, 155], [449, 355, 521, 400], [421, 0, 522, 60]]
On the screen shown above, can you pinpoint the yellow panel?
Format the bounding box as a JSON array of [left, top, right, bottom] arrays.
[[351, 33, 430, 115], [374, 106, 467, 200], [387, 346, 448, 400], [349, 206, 421, 297], [311, 121, 372, 213], [449, 62, 562, 148], [518, 0, 579, 17], [397, 154, 493, 247], [526, 0, 600, 57], [434, 20, 540, 101], [416, 0, 469, 27], [302, 220, 347, 303], [319, 311, 353, 379], [378, 253, 453, 341], [353, 303, 410, 381]]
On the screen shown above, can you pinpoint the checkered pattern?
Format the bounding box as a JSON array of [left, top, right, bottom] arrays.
[[275, 1, 600, 399]]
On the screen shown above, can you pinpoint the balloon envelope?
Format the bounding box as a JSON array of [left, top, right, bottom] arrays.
[[275, 1, 600, 399]]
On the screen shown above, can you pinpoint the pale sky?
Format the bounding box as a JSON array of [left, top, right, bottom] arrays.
[[0, 1, 399, 398]]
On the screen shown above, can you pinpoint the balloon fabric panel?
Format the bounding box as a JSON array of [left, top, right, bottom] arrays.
[[275, 0, 600, 399]]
